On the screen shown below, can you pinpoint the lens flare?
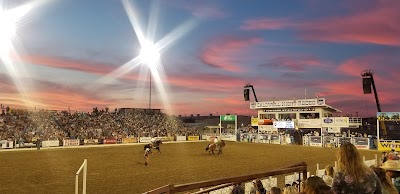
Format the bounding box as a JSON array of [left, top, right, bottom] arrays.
[[140, 40, 160, 65], [92, 0, 198, 114]]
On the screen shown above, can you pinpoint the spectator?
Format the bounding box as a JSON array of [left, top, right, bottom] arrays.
[[332, 142, 382, 194], [300, 176, 332, 194], [322, 165, 334, 187], [381, 159, 400, 193], [250, 179, 266, 194], [372, 167, 397, 194], [270, 187, 281, 194]]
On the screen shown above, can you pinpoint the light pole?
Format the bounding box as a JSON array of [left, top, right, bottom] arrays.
[[149, 72, 151, 110]]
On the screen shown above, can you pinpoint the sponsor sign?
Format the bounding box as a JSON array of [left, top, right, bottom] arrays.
[[63, 139, 79, 146], [321, 117, 349, 127], [176, 136, 186, 141], [250, 98, 326, 109], [378, 141, 400, 151], [258, 125, 276, 132], [270, 135, 280, 144], [84, 139, 99, 145], [262, 108, 315, 112], [220, 115, 236, 121], [221, 134, 236, 141], [42, 140, 59, 147], [1, 140, 13, 149], [188, 136, 200, 141], [273, 121, 294, 129], [297, 119, 321, 127], [322, 127, 341, 133], [139, 137, 151, 143], [251, 117, 258, 126], [353, 137, 369, 149], [122, 138, 137, 143], [323, 118, 333, 123], [258, 119, 273, 125], [377, 112, 400, 121], [309, 136, 322, 147], [103, 138, 117, 144]]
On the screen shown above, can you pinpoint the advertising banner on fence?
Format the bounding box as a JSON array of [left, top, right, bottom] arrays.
[[377, 112, 400, 121], [84, 139, 99, 145], [139, 137, 151, 143], [271, 135, 280, 144], [188, 136, 200, 141], [378, 141, 400, 151], [42, 140, 59, 147], [273, 121, 294, 129], [103, 138, 117, 144], [221, 134, 236, 141], [309, 136, 322, 147], [353, 137, 369, 149], [122, 138, 137, 143], [63, 139, 79, 146], [251, 117, 258, 126], [176, 136, 186, 141]]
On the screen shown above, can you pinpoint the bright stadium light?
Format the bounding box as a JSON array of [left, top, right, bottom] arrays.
[[139, 40, 160, 65], [0, 13, 16, 51]]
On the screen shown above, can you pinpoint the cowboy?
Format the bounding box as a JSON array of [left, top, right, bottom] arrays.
[[144, 148, 151, 166], [381, 159, 400, 192], [214, 137, 219, 145]]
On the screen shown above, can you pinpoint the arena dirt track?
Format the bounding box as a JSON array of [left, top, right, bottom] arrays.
[[0, 142, 380, 193]]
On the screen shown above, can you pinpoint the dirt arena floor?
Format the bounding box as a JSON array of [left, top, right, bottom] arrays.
[[0, 141, 380, 193]]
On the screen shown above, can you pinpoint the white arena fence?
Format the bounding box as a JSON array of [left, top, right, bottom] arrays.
[[75, 159, 87, 194], [0, 133, 376, 150]]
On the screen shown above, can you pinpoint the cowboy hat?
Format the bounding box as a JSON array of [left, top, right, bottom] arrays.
[[381, 159, 400, 171]]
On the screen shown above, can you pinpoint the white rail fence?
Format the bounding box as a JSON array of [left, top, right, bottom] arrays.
[[75, 159, 87, 194]]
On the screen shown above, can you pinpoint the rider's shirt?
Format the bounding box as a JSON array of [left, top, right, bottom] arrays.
[[151, 138, 156, 143], [214, 138, 218, 144], [144, 148, 150, 157]]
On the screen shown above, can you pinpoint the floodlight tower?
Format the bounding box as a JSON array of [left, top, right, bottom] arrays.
[[140, 40, 160, 110], [361, 69, 386, 137], [243, 83, 258, 102], [361, 70, 381, 112]]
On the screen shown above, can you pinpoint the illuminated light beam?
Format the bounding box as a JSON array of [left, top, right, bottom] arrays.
[[0, 0, 52, 108], [92, 56, 141, 88], [154, 18, 198, 51], [122, 0, 146, 47], [93, 0, 197, 115], [146, 0, 160, 42]]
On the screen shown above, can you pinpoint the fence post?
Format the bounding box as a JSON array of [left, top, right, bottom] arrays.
[[83, 159, 87, 194]]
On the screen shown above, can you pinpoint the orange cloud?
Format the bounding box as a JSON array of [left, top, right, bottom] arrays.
[[200, 37, 263, 72]]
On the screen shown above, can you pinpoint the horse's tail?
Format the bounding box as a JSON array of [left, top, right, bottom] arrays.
[[206, 144, 210, 151]]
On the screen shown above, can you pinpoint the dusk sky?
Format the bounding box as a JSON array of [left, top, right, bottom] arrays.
[[1, 0, 399, 117]]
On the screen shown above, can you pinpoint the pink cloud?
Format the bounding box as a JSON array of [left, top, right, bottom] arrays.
[[241, 1, 400, 46], [200, 36, 263, 72], [240, 18, 294, 30], [260, 56, 328, 72]]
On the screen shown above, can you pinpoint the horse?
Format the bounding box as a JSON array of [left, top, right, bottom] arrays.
[[143, 140, 162, 153], [206, 140, 226, 156], [152, 140, 162, 153]]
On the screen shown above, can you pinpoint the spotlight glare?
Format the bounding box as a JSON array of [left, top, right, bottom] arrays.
[[140, 40, 160, 65], [0, 13, 16, 53]]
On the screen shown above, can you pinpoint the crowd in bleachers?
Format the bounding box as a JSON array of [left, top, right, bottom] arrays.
[[0, 106, 199, 143], [231, 142, 400, 194]]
